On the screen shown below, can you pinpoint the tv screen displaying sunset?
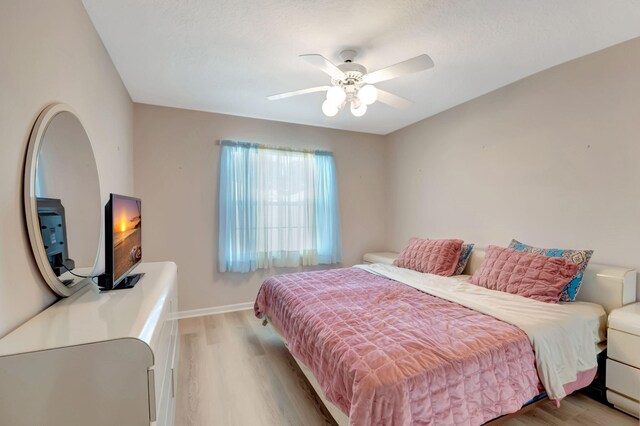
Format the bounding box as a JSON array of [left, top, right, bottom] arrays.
[[112, 196, 142, 281]]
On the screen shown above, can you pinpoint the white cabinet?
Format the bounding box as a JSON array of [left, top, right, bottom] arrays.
[[0, 262, 179, 426], [606, 302, 640, 418]]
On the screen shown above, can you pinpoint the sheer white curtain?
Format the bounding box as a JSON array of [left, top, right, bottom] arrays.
[[256, 148, 318, 268], [218, 140, 342, 273]]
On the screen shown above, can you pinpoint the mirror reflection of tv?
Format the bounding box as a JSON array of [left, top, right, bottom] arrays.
[[36, 198, 73, 278], [99, 193, 144, 290]]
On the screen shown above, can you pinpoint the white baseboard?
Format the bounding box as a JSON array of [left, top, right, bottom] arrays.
[[175, 302, 254, 319]]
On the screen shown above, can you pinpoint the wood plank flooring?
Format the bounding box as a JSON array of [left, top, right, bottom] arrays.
[[175, 310, 638, 426]]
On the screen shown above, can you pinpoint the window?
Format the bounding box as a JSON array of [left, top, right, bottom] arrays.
[[218, 140, 342, 272]]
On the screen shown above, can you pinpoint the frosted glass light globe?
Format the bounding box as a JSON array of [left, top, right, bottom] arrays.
[[350, 101, 367, 117], [322, 99, 339, 117], [326, 86, 346, 105], [358, 85, 378, 105]]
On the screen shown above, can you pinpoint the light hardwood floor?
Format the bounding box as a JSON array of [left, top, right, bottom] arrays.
[[176, 310, 638, 426]]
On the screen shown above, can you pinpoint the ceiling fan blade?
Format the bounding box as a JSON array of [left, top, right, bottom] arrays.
[[363, 54, 434, 84], [299, 54, 347, 81], [377, 89, 413, 109], [267, 86, 331, 100]]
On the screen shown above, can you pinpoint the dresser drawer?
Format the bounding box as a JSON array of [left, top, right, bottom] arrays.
[[609, 329, 640, 369], [606, 359, 640, 401], [607, 390, 640, 418]]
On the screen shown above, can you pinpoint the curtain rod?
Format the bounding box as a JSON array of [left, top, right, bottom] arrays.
[[216, 139, 332, 155]]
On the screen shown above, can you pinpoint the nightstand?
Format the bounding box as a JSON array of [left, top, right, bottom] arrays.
[[606, 302, 640, 418], [362, 252, 398, 265]]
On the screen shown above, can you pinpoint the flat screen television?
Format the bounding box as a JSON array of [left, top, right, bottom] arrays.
[[99, 193, 144, 290]]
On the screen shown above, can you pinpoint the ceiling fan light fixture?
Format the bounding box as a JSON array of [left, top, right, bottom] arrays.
[[322, 99, 339, 117], [326, 86, 346, 105], [350, 100, 367, 117], [358, 85, 378, 105], [269, 51, 431, 118]]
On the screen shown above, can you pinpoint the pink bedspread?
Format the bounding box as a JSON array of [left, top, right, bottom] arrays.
[[254, 268, 541, 425]]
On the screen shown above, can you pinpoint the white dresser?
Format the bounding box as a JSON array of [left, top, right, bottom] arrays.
[[606, 302, 640, 418], [0, 261, 179, 426]]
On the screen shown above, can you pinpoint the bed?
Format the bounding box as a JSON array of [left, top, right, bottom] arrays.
[[254, 249, 636, 425]]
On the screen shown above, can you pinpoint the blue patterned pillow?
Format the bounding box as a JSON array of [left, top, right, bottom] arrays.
[[508, 239, 593, 302], [454, 243, 474, 275]]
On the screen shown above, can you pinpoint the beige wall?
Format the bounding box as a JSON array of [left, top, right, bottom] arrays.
[[385, 37, 640, 298], [133, 104, 388, 312], [0, 0, 133, 337]]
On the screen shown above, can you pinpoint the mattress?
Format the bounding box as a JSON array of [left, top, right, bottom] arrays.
[[255, 265, 605, 425], [255, 267, 541, 425]]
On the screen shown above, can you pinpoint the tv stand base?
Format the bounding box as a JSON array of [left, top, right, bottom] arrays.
[[114, 273, 145, 289], [98, 272, 145, 291]]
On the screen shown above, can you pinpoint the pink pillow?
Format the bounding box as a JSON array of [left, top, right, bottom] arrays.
[[469, 245, 578, 303], [394, 238, 463, 276]]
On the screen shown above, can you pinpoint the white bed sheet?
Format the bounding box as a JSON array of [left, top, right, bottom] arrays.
[[355, 263, 607, 400]]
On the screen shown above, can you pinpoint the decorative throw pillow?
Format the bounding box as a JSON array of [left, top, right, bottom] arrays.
[[469, 245, 578, 303], [394, 238, 463, 276], [454, 243, 474, 275], [508, 239, 593, 302]]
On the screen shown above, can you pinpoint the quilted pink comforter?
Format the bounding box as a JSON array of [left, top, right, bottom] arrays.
[[254, 268, 541, 425]]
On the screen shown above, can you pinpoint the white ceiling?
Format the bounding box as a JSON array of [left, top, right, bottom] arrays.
[[82, 0, 640, 135]]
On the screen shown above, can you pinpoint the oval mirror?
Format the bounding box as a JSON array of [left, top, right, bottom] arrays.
[[24, 104, 102, 297]]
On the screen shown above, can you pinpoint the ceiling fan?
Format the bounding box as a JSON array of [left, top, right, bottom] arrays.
[[267, 50, 434, 117]]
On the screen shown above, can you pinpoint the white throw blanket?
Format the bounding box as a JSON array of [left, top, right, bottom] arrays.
[[355, 263, 606, 400]]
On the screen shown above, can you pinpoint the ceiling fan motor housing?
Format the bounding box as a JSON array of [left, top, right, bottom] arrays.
[[335, 62, 367, 93], [334, 56, 370, 106], [337, 62, 367, 76]]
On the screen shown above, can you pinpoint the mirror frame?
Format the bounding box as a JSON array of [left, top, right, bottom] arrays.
[[24, 103, 101, 297]]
